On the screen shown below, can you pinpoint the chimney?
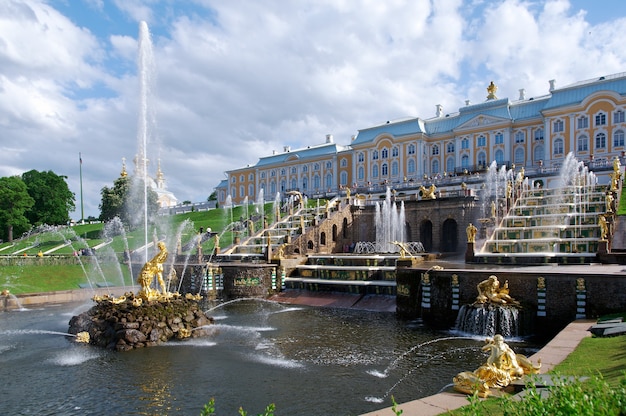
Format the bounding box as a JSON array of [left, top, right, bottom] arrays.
[[326, 134, 334, 143], [519, 88, 526, 100], [549, 79, 556, 92], [436, 104, 443, 117], [284, 146, 291, 152]]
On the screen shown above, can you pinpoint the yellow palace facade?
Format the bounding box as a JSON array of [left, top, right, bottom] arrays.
[[217, 72, 626, 205]]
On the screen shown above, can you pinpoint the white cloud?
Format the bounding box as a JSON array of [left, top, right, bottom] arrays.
[[1, 0, 626, 219]]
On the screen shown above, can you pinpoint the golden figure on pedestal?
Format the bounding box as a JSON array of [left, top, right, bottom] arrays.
[[474, 275, 520, 306], [137, 241, 170, 301], [453, 335, 541, 397]]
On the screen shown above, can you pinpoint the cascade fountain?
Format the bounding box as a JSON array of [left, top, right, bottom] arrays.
[[375, 187, 406, 253], [454, 274, 523, 337]]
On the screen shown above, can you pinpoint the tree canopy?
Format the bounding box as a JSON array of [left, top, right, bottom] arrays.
[[0, 176, 35, 242], [22, 169, 75, 226], [100, 175, 159, 229]]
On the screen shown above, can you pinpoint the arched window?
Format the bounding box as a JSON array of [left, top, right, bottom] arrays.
[[432, 145, 439, 155], [534, 129, 544, 141], [280, 180, 286, 192], [248, 184, 254, 196], [595, 133, 606, 149], [325, 174, 332, 188], [372, 150, 379, 160], [392, 147, 399, 157], [432, 159, 439, 174], [461, 138, 469, 149], [408, 159, 416, 174], [534, 145, 544, 163], [461, 154, 469, 168], [477, 151, 486, 168], [408, 144, 416, 154], [515, 131, 525, 143], [313, 175, 320, 190], [446, 157, 454, 173], [239, 185, 244, 197], [613, 130, 625, 147], [553, 138, 564, 155], [358, 152, 364, 162], [332, 224, 338, 242], [392, 161, 399, 176], [358, 166, 364, 180], [372, 165, 379, 178], [577, 135, 589, 152], [302, 177, 308, 190], [382, 163, 388, 176], [291, 178, 296, 189], [495, 149, 504, 164], [514, 147, 524, 164], [320, 232, 326, 245], [446, 142, 455, 153], [340, 171, 348, 186], [381, 148, 388, 159], [270, 181, 276, 195]]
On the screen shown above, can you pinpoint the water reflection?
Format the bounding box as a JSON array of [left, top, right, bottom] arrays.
[[0, 300, 538, 415]]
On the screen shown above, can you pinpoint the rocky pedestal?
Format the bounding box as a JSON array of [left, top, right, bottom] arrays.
[[68, 296, 214, 351]]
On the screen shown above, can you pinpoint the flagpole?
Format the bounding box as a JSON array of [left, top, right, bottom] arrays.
[[79, 152, 84, 224]]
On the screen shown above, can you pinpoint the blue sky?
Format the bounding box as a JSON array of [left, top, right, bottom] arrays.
[[2, 0, 626, 219]]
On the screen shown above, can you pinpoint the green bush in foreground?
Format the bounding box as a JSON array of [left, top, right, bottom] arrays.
[[459, 373, 626, 415]]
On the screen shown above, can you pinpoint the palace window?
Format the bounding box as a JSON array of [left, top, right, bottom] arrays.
[[314, 175, 320, 189], [461, 138, 469, 149], [340, 171, 348, 186], [595, 132, 607, 149], [432, 159, 439, 174], [302, 165, 308, 172], [432, 145, 439, 155], [553, 119, 564, 133], [446, 142, 455, 153], [534, 129, 544, 141], [614, 130, 625, 147], [248, 184, 254, 196], [340, 158, 348, 167], [495, 149, 504, 164], [495, 133, 504, 144], [248, 173, 254, 180], [477, 136, 486, 147], [280, 181, 286, 192], [325, 174, 332, 188], [577, 116, 589, 129], [291, 178, 296, 189], [358, 166, 364, 180], [372, 165, 379, 178], [314, 163, 320, 171], [381, 148, 388, 159], [372, 150, 379, 160], [291, 167, 297, 174], [392, 146, 399, 157], [231, 176, 236, 183], [534, 145, 544, 162], [461, 154, 469, 168], [358, 152, 364, 162], [392, 161, 399, 176], [302, 177, 308, 190], [408, 144, 416, 155], [515, 131, 525, 143], [477, 152, 486, 168], [615, 110, 625, 124], [240, 175, 244, 182], [553, 138, 564, 155], [446, 157, 454, 173], [595, 112, 607, 126], [577, 135, 589, 152], [514, 147, 524, 164], [382, 163, 388, 176], [270, 170, 276, 177], [280, 168, 286, 176], [239, 185, 244, 197], [408, 159, 416, 174], [326, 161, 332, 169]]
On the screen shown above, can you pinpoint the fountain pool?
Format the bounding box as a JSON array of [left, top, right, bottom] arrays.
[[0, 300, 540, 415]]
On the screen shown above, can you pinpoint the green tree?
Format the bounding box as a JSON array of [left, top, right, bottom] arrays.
[[208, 191, 217, 201], [99, 175, 159, 229], [22, 169, 76, 226], [0, 176, 35, 242]]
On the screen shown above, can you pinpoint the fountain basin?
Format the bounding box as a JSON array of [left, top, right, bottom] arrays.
[[68, 296, 213, 351]]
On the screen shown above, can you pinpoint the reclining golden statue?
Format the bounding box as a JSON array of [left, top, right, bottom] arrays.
[[453, 335, 541, 397]]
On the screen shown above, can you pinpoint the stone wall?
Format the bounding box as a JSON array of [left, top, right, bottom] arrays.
[[397, 267, 626, 338]]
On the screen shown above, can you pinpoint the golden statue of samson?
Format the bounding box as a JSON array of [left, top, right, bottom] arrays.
[[137, 241, 170, 301]]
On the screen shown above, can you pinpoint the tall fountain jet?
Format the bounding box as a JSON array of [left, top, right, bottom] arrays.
[[135, 21, 156, 262]]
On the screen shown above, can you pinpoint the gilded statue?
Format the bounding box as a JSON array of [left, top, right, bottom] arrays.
[[466, 223, 477, 243], [420, 184, 437, 200], [486, 81, 498, 100], [137, 241, 169, 301], [391, 241, 411, 259], [453, 335, 541, 397], [474, 275, 520, 306], [599, 215, 608, 240], [606, 192, 614, 213]]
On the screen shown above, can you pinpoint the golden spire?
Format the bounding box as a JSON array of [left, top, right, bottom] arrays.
[[487, 81, 498, 100], [120, 157, 128, 177], [156, 158, 164, 182]]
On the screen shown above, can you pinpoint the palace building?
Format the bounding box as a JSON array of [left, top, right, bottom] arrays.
[[216, 72, 626, 206]]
